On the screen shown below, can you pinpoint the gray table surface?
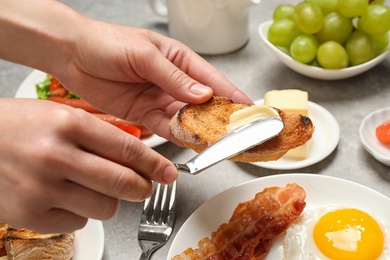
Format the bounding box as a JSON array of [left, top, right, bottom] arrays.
[[1, 0, 390, 259]]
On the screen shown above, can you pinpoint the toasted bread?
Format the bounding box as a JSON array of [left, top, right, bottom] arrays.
[[0, 223, 7, 257], [0, 223, 74, 260], [169, 96, 314, 162]]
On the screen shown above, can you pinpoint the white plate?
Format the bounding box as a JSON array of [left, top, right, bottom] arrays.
[[251, 99, 340, 170], [258, 21, 390, 80], [360, 107, 390, 166], [15, 70, 168, 148], [167, 173, 390, 259], [74, 219, 105, 260]]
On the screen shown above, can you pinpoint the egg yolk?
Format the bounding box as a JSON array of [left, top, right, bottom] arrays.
[[313, 208, 384, 260]]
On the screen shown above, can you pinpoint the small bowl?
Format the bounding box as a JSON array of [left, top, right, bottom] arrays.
[[359, 107, 390, 166], [258, 20, 390, 80]]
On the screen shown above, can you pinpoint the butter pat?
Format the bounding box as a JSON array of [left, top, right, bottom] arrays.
[[264, 89, 308, 116], [226, 105, 280, 133], [264, 89, 310, 159], [285, 139, 312, 159]]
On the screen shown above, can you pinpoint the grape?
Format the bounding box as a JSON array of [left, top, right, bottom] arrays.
[[306, 0, 338, 15], [290, 34, 319, 63], [358, 4, 390, 35], [338, 0, 369, 18], [316, 12, 353, 44], [294, 2, 324, 34], [268, 19, 300, 47], [267, 0, 390, 70], [345, 30, 376, 66], [317, 41, 349, 69], [371, 32, 390, 53], [273, 4, 295, 21]]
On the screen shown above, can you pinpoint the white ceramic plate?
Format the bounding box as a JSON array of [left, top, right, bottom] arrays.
[[360, 107, 390, 166], [74, 219, 105, 260], [258, 21, 390, 80], [15, 70, 168, 148], [251, 99, 340, 170], [167, 173, 390, 259]]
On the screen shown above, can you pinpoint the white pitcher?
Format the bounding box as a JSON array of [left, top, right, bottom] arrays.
[[148, 0, 261, 55]]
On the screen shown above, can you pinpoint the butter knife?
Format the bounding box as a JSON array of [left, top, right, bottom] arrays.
[[175, 117, 283, 175]]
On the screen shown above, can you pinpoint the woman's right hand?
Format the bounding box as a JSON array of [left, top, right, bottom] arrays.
[[0, 98, 177, 234]]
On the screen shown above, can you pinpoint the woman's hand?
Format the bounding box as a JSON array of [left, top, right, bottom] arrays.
[[0, 98, 177, 233], [0, 0, 252, 233], [56, 21, 252, 144]]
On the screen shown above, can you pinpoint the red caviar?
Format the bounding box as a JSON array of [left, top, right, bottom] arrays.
[[376, 120, 390, 146]]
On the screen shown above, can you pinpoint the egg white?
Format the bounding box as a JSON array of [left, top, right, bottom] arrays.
[[282, 205, 390, 260]]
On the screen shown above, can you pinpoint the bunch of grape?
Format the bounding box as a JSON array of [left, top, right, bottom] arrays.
[[268, 0, 390, 69]]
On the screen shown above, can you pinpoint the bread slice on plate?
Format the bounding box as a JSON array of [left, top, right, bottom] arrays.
[[0, 222, 7, 258], [169, 96, 314, 162], [0, 222, 74, 260]]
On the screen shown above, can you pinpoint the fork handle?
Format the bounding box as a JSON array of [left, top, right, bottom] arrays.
[[139, 240, 165, 260]]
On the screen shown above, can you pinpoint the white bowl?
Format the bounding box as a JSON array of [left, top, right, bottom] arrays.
[[359, 107, 390, 166], [258, 20, 390, 80]]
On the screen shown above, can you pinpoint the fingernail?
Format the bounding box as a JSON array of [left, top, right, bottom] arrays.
[[162, 165, 178, 183], [190, 84, 212, 96]]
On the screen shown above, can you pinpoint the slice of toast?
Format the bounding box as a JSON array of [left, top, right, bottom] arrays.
[[0, 223, 7, 257], [0, 223, 74, 260], [169, 96, 314, 162]]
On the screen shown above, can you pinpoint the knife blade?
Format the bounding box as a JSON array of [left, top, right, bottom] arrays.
[[175, 117, 283, 175]]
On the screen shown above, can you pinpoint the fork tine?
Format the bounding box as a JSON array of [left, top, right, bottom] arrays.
[[138, 181, 177, 260], [151, 181, 176, 225], [163, 181, 176, 226], [148, 182, 162, 224], [140, 182, 159, 224]]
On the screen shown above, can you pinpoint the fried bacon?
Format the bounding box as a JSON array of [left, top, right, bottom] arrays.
[[172, 183, 306, 260]]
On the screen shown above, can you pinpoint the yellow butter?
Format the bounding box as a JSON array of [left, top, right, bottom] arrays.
[[226, 105, 280, 133], [285, 139, 312, 159], [264, 89, 310, 159], [264, 89, 308, 116]]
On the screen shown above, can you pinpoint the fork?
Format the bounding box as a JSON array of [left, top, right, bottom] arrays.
[[138, 181, 177, 260]]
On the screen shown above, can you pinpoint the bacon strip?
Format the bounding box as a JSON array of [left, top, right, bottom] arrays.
[[172, 183, 306, 260]]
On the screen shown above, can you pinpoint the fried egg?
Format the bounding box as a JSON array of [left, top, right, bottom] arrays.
[[283, 205, 390, 259]]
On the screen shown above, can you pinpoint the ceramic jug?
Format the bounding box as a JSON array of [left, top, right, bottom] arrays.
[[148, 0, 260, 55]]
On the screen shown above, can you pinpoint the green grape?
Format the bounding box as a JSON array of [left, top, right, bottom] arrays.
[[338, 0, 369, 18], [290, 34, 319, 63], [317, 41, 349, 69], [306, 0, 338, 15], [371, 32, 390, 53], [268, 19, 301, 47], [294, 2, 324, 34], [358, 4, 390, 35], [273, 4, 295, 21], [316, 12, 353, 44], [345, 30, 376, 66]]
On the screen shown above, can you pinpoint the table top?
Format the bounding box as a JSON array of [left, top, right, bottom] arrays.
[[1, 0, 390, 259]]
